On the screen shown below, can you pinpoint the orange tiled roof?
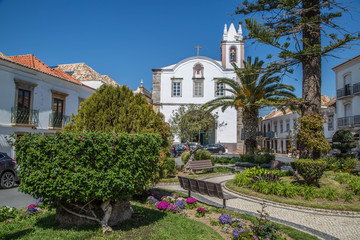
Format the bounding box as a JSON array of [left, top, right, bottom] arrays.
[[7, 54, 82, 84]]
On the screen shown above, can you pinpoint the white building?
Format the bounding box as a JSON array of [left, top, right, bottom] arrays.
[[152, 23, 245, 153], [332, 54, 360, 147], [259, 96, 337, 153], [0, 53, 95, 157]]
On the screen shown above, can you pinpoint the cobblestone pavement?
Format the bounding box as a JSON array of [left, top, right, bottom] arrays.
[[155, 174, 360, 240]]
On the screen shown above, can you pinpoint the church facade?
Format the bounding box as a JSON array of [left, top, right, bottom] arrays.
[[152, 23, 245, 153]]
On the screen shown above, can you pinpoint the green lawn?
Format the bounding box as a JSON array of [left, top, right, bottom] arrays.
[[0, 202, 223, 240]]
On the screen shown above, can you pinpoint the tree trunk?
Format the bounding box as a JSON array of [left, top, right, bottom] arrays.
[[242, 109, 258, 153], [302, 0, 321, 115], [300, 0, 321, 159]]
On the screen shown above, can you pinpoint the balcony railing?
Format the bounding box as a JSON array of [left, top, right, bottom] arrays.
[[11, 107, 39, 126], [49, 113, 70, 128], [337, 86, 352, 98], [354, 83, 360, 95], [355, 115, 360, 126], [338, 115, 360, 127]]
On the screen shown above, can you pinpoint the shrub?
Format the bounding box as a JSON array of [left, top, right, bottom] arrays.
[[255, 153, 275, 164], [332, 130, 356, 156], [244, 167, 268, 178], [301, 186, 317, 201], [181, 151, 191, 164], [163, 158, 176, 175], [325, 157, 358, 171], [181, 149, 213, 165], [293, 159, 327, 185], [239, 154, 256, 163], [10, 132, 162, 230], [297, 113, 331, 159], [234, 172, 252, 187]]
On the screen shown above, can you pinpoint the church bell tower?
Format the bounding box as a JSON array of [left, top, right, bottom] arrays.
[[221, 23, 244, 69]]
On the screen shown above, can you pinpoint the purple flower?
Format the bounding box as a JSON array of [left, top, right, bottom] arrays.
[[219, 214, 232, 224], [156, 201, 170, 210], [175, 200, 185, 210], [27, 208, 38, 214], [185, 197, 197, 204], [149, 198, 159, 205], [167, 204, 177, 212], [233, 228, 246, 238], [253, 236, 259, 240]]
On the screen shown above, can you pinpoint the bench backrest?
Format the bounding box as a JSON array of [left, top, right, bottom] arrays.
[[187, 160, 213, 170], [178, 176, 226, 199], [353, 161, 360, 171]]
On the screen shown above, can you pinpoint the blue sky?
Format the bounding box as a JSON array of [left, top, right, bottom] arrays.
[[1, 0, 359, 116]]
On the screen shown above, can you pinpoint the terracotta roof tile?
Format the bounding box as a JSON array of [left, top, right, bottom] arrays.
[[7, 54, 82, 84]]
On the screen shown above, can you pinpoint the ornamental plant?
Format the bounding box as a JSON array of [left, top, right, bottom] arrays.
[[175, 200, 185, 210], [9, 132, 162, 232], [219, 214, 232, 224], [293, 159, 327, 186], [232, 228, 247, 239], [195, 207, 206, 217], [185, 197, 198, 209], [0, 206, 19, 222], [167, 204, 178, 213], [156, 201, 170, 210], [27, 204, 38, 215]]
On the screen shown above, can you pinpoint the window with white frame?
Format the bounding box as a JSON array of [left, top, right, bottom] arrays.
[[286, 122, 290, 132], [280, 122, 283, 133], [171, 79, 182, 97], [215, 82, 224, 96], [193, 80, 203, 97]]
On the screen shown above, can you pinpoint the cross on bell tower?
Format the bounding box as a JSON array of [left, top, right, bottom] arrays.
[[195, 45, 202, 56]]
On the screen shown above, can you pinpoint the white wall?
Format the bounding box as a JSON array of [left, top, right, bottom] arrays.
[[158, 57, 238, 145], [0, 59, 94, 157]]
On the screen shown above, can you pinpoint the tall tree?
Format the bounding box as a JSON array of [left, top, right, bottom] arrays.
[[235, 0, 359, 115], [64, 84, 171, 167], [203, 57, 296, 152]]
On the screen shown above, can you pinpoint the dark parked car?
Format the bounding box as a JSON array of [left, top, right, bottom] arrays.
[[0, 152, 18, 189], [205, 144, 225, 154]]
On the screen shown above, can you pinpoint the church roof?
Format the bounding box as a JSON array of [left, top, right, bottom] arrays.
[[157, 56, 228, 72]]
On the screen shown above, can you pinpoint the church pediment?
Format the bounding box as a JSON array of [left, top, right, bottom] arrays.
[[161, 56, 227, 72]]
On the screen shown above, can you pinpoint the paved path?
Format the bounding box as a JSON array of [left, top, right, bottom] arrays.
[[0, 186, 36, 209], [155, 174, 360, 240]]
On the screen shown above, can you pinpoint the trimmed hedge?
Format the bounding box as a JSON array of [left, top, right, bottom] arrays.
[[293, 159, 327, 185], [11, 132, 162, 202]]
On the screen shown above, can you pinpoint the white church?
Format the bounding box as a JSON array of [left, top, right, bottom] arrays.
[[152, 23, 245, 153]]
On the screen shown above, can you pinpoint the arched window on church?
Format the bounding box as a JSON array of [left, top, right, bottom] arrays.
[[193, 63, 204, 78], [230, 46, 237, 63]]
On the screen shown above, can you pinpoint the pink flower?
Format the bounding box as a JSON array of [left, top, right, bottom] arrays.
[[112, 135, 114, 137], [112, 147, 115, 150], [28, 204, 36, 209], [186, 197, 197, 204]]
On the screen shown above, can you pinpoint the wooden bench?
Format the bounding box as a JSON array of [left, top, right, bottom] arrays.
[[352, 161, 360, 174], [178, 176, 236, 208], [187, 160, 215, 173]]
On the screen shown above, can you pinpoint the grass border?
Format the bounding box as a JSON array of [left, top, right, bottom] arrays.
[[226, 179, 360, 212]]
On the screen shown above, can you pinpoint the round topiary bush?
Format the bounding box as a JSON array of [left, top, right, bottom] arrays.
[[10, 132, 162, 231], [332, 130, 356, 156], [293, 159, 326, 186]]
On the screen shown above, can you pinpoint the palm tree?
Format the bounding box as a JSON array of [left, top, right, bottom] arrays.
[[203, 56, 296, 153]]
